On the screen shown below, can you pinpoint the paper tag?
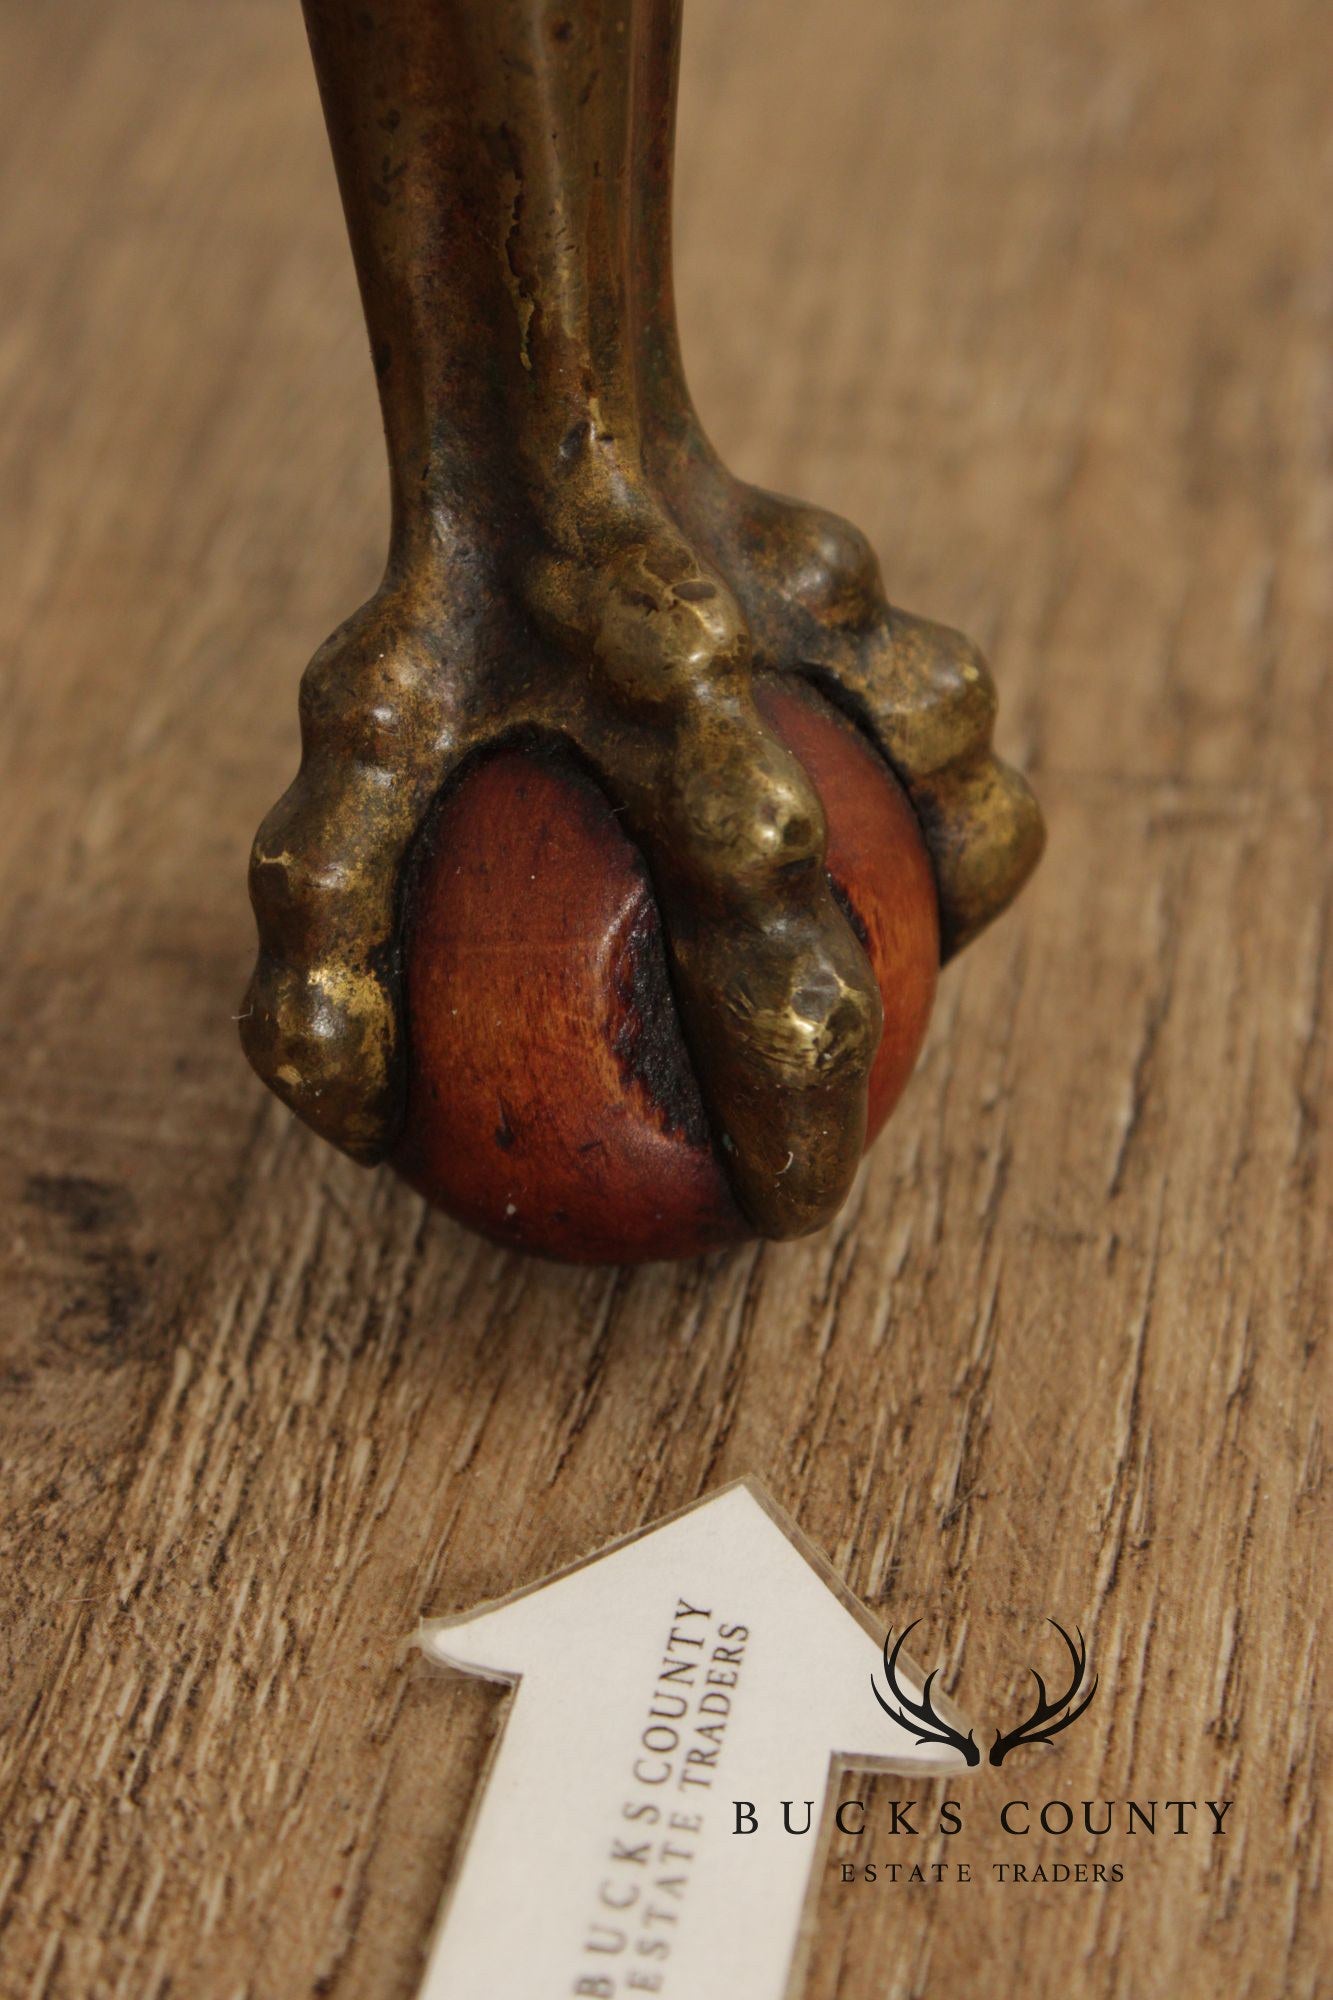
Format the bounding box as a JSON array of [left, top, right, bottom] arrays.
[[416, 1478, 974, 2000]]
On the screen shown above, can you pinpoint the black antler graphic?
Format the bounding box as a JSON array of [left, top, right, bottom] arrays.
[[988, 1621, 1098, 1766], [872, 1622, 980, 1765]]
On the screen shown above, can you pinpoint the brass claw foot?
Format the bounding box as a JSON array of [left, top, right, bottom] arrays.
[[240, 0, 1042, 1259]]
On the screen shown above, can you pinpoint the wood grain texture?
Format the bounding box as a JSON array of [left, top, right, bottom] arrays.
[[0, 1, 1326, 1996]]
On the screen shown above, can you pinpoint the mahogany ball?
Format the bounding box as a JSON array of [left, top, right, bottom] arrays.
[[392, 678, 939, 1262]]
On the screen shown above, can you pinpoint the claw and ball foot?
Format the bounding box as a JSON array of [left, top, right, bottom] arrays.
[[241, 0, 1043, 1263]]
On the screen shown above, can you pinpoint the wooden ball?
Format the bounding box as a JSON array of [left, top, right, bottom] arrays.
[[392, 678, 939, 1262]]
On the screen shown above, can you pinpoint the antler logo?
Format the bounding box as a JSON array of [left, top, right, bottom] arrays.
[[988, 1621, 1098, 1765], [873, 1619, 1098, 1767], [872, 1622, 981, 1766]]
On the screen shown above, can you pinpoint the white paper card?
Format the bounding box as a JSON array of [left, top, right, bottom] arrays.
[[417, 1477, 973, 2000]]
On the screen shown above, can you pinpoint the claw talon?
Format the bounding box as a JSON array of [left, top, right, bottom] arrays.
[[643, 466, 1042, 960]]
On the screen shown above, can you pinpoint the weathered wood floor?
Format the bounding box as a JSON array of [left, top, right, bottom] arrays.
[[1, 1, 1327, 1994]]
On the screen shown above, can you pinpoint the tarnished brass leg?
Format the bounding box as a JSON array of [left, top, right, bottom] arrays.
[[241, 0, 1041, 1243]]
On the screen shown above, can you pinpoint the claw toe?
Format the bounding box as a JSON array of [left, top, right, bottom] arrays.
[[240, 951, 396, 1161], [919, 752, 1046, 959]]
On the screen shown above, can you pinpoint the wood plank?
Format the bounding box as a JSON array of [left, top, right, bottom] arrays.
[[0, 1, 1326, 1996]]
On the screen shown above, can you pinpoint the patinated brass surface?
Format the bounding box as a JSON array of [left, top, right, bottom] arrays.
[[241, 0, 1043, 1241]]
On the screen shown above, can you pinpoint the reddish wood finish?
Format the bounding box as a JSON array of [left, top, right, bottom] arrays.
[[393, 678, 939, 1261]]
